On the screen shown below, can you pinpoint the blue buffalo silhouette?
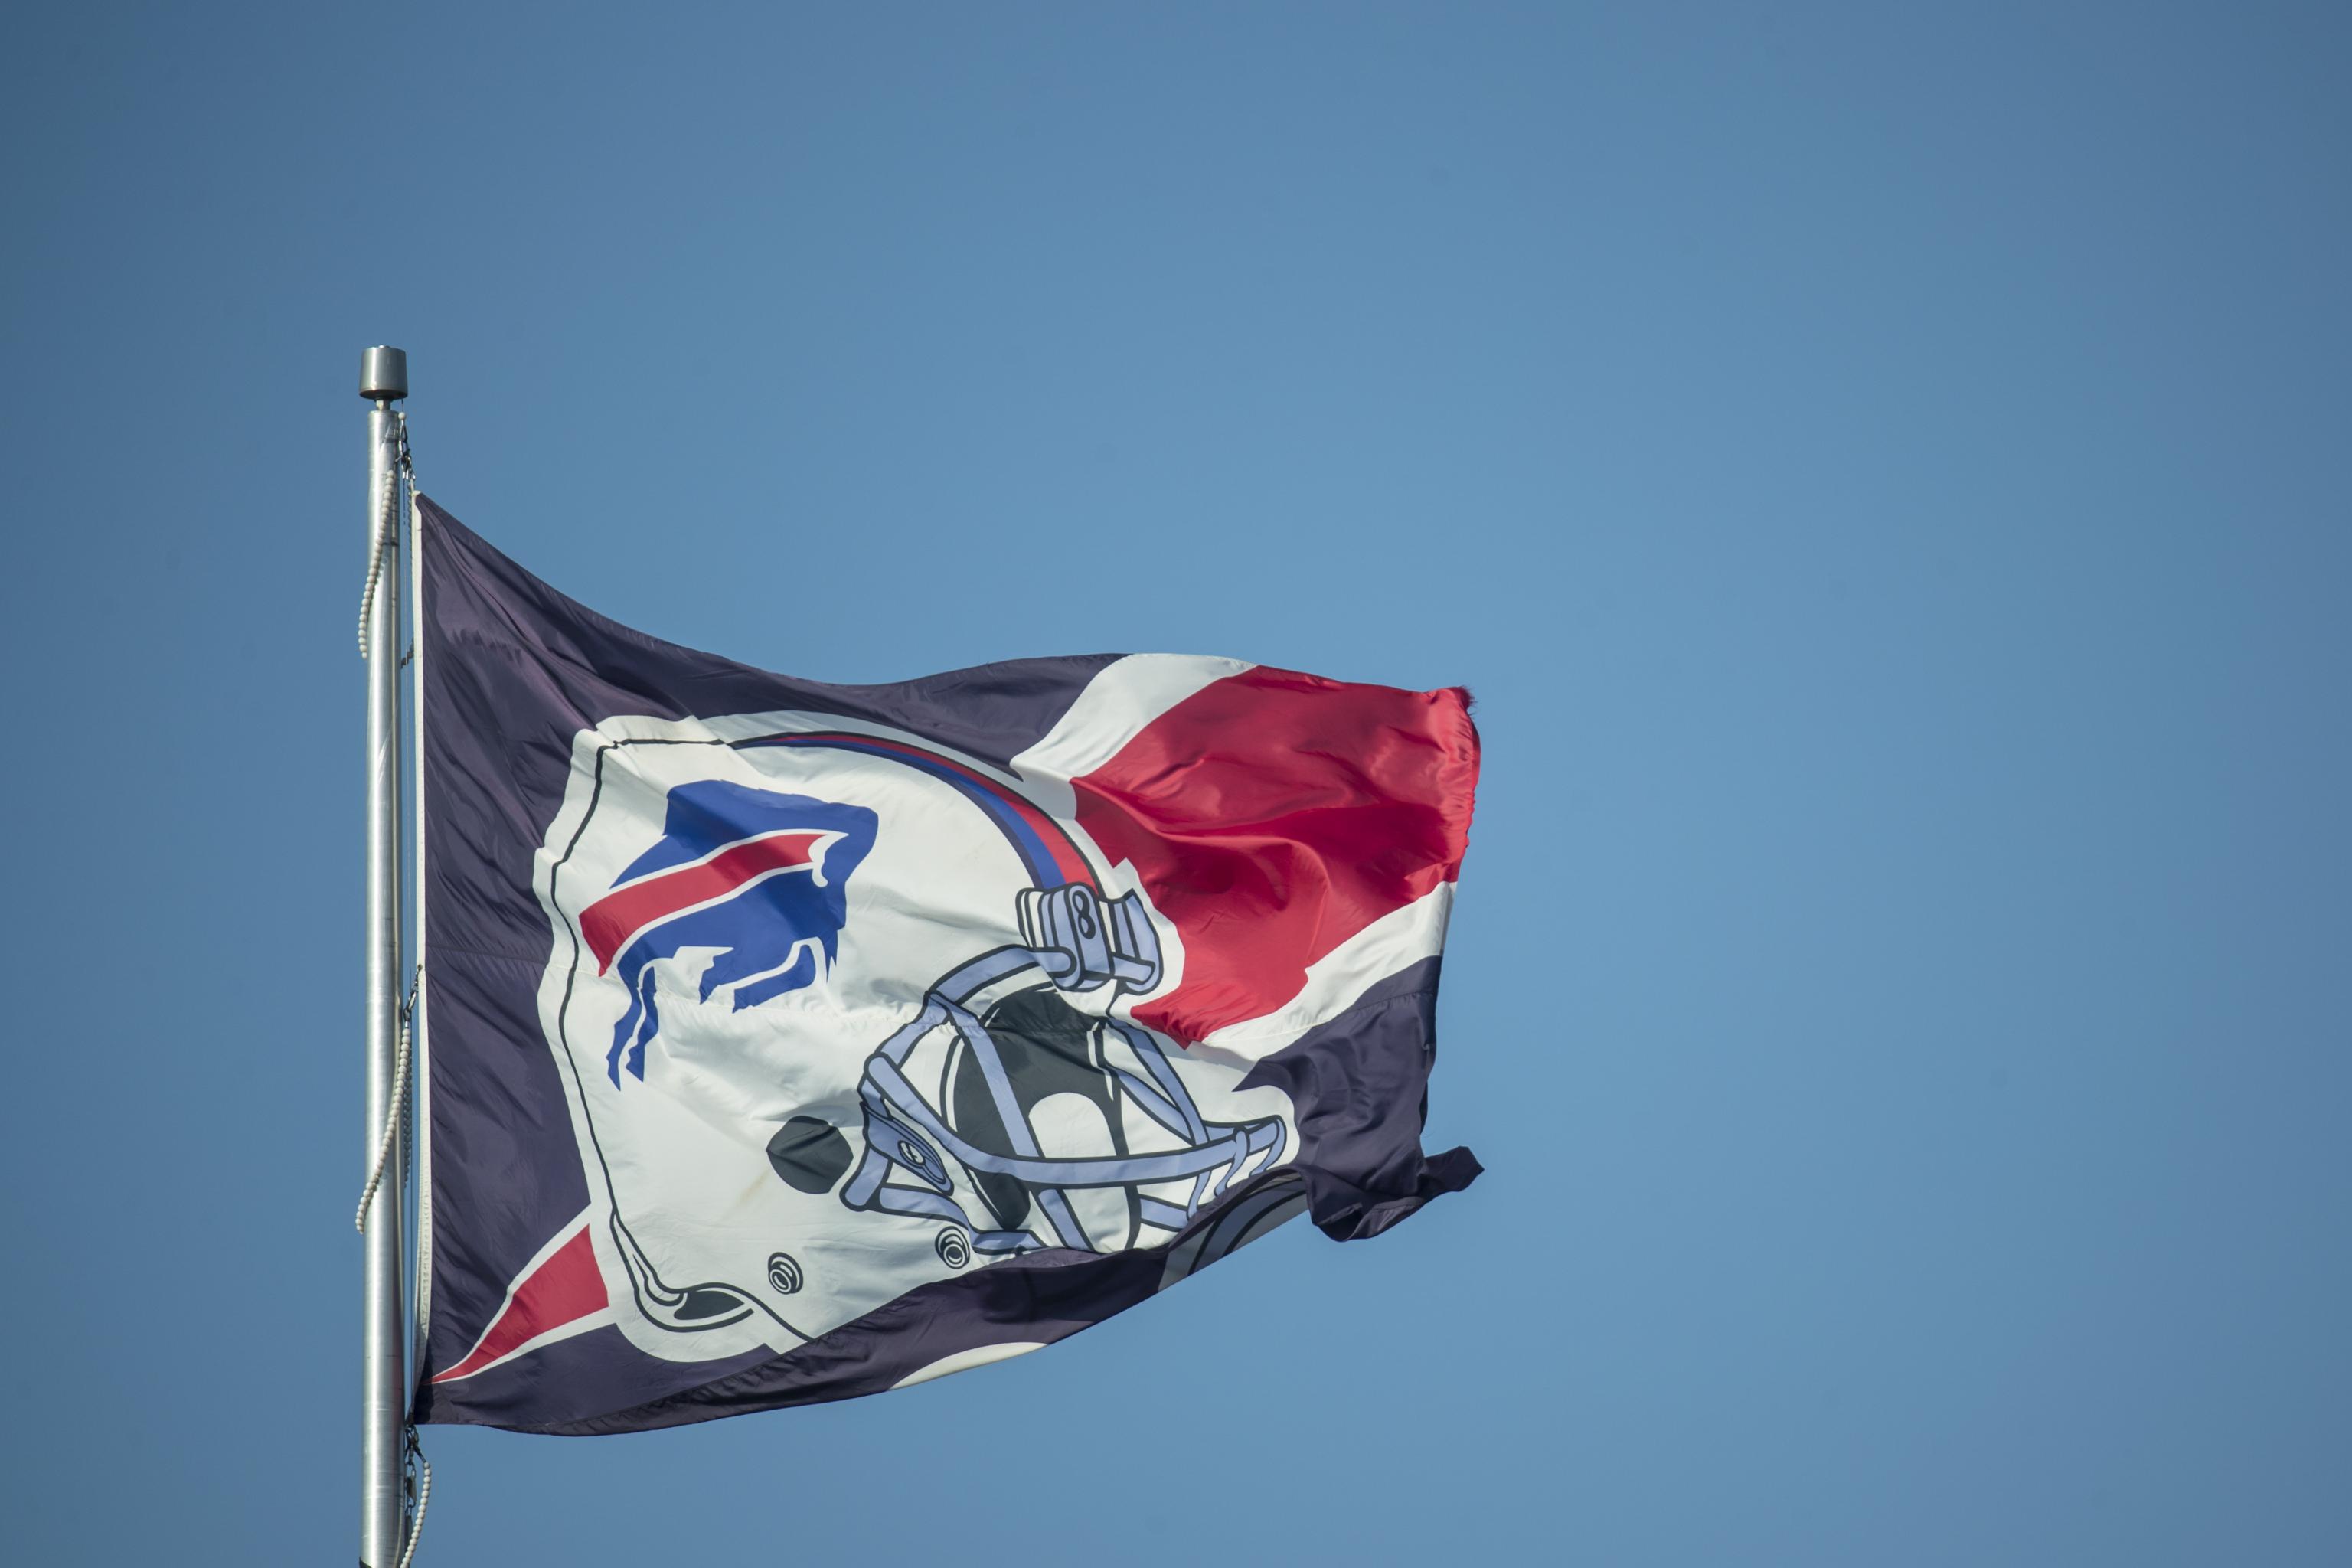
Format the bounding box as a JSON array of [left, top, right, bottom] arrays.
[[596, 779, 877, 1085]]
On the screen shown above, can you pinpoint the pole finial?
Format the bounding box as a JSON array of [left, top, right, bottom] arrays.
[[361, 345, 409, 401]]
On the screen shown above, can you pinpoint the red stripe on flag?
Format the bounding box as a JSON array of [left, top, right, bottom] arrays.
[[431, 1224, 609, 1384], [1072, 667, 1478, 1045], [581, 831, 825, 972]]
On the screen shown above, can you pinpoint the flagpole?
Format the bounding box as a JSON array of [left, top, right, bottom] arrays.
[[360, 344, 410, 1567]]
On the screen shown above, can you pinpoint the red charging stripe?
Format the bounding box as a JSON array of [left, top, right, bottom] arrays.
[[581, 831, 825, 972]]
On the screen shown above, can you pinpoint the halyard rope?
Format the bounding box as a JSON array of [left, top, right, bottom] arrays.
[[356, 972, 420, 1232], [399, 1427, 432, 1568], [358, 412, 416, 657]]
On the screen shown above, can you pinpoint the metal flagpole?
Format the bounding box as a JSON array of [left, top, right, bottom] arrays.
[[360, 344, 410, 1567]]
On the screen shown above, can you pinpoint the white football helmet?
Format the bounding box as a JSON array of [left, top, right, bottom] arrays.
[[535, 711, 1292, 1363]]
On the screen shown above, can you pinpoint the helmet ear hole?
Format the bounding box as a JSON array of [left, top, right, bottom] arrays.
[[767, 1116, 854, 1194]]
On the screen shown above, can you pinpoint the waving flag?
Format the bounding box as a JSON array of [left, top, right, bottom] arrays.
[[410, 499, 1481, 1434]]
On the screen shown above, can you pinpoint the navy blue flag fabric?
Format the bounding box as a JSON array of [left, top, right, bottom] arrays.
[[410, 498, 1481, 1434]]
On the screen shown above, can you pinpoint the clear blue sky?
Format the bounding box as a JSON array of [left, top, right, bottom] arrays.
[[4, 5, 2347, 1563]]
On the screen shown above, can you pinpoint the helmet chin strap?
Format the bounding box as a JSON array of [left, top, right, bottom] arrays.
[[840, 941, 1287, 1256]]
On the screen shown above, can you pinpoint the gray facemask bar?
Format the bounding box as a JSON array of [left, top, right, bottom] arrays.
[[841, 930, 1288, 1256]]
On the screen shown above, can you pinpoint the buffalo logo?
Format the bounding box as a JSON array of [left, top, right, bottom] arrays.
[[580, 779, 877, 1084]]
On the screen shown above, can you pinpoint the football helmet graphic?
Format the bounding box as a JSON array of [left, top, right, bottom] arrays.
[[743, 730, 1288, 1261], [531, 712, 1295, 1364]]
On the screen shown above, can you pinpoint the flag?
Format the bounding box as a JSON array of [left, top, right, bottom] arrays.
[[408, 498, 1482, 1433]]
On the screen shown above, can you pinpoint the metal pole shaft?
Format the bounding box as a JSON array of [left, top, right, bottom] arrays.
[[361, 346, 410, 1567]]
